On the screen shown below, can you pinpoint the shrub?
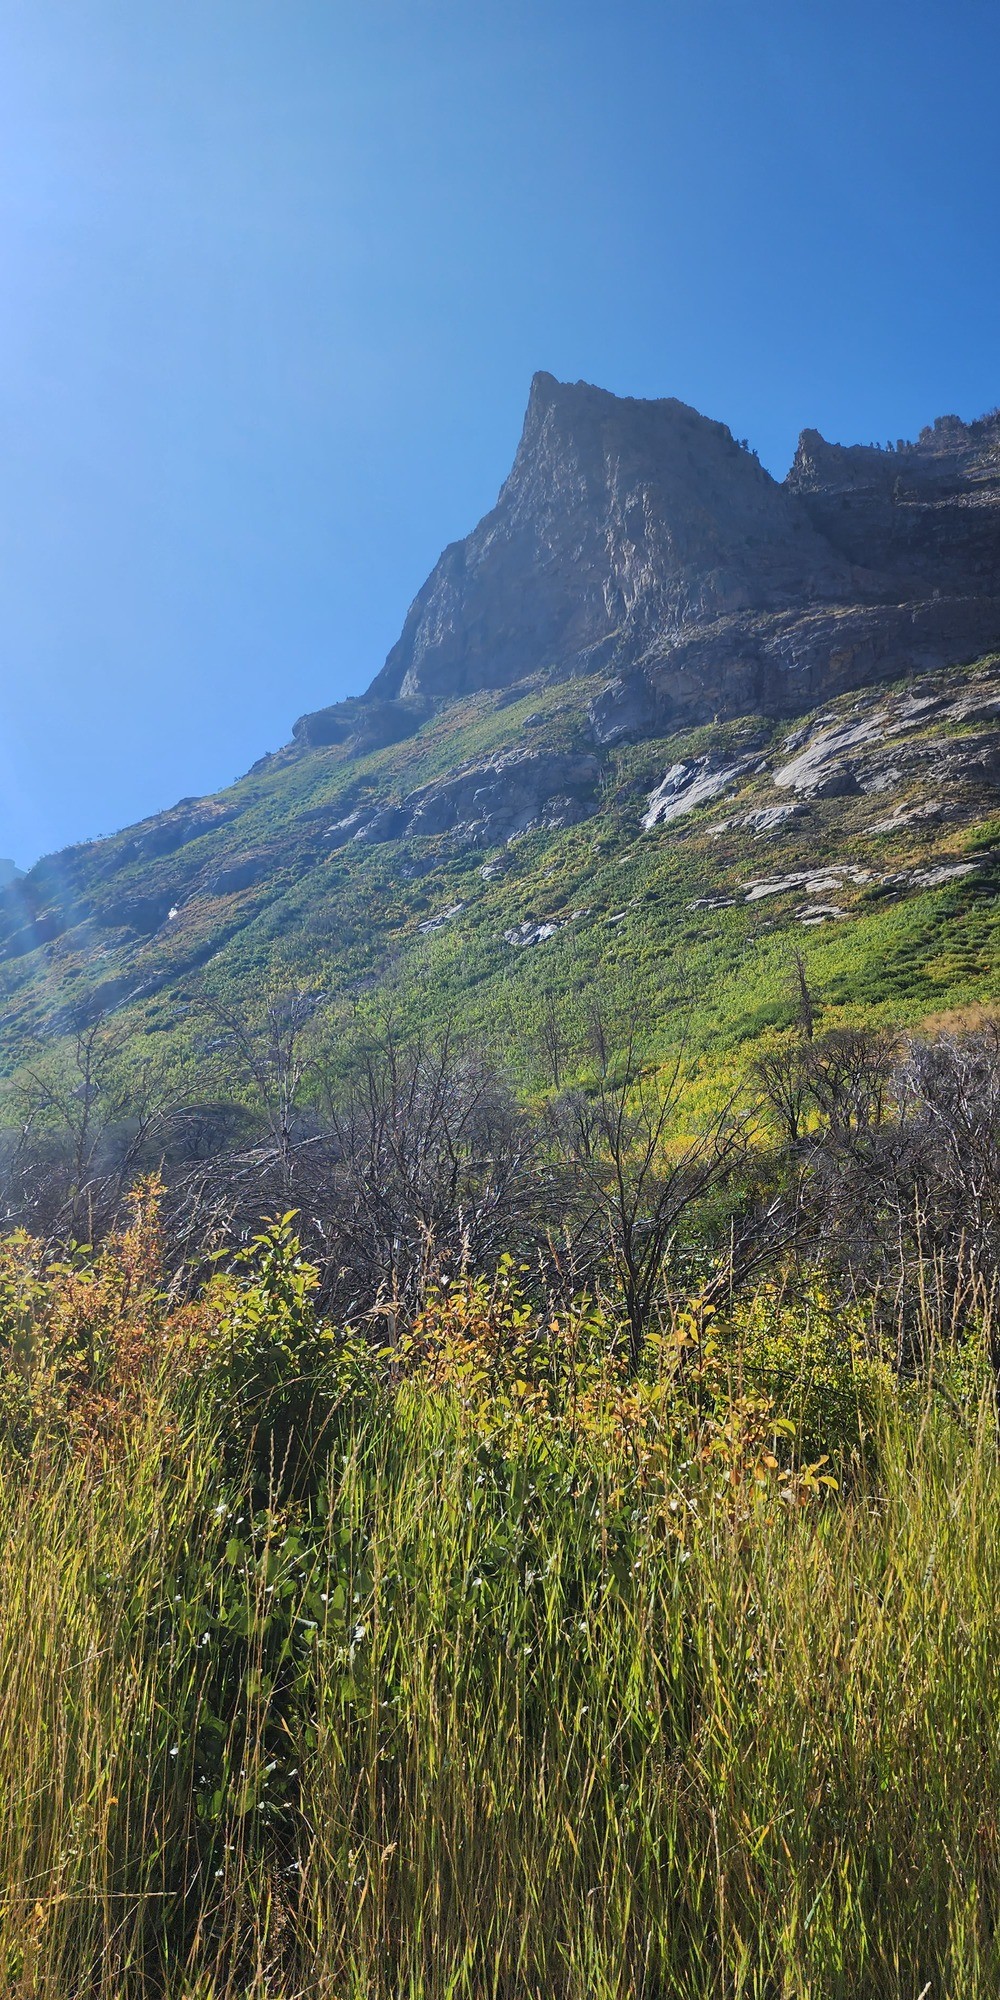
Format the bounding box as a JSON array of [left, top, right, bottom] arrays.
[[718, 1275, 895, 1471], [0, 1177, 177, 1455], [196, 1211, 356, 1503]]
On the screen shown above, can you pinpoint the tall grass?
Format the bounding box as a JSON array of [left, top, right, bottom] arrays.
[[1, 1382, 1000, 1994], [3, 1213, 1000, 1994]]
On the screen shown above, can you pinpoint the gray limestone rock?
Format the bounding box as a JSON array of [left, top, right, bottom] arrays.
[[292, 695, 432, 754], [707, 803, 806, 838], [589, 673, 659, 745], [365, 373, 854, 708], [643, 757, 755, 829], [418, 902, 465, 934], [798, 762, 861, 800], [504, 918, 563, 947]]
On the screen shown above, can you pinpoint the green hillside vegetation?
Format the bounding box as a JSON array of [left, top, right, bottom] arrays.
[[3, 655, 1000, 1123]]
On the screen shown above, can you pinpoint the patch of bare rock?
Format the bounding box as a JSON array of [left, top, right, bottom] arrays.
[[325, 750, 600, 853], [644, 666, 1000, 840], [689, 856, 981, 925], [642, 756, 761, 829]]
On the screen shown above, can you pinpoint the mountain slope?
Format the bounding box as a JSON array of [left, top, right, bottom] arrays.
[[3, 375, 1000, 1088]]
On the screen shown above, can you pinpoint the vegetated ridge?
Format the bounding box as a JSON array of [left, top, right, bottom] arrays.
[[3, 372, 1000, 1080]]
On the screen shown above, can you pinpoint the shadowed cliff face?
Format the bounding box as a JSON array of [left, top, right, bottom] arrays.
[[787, 409, 1000, 600], [364, 372, 855, 704], [300, 374, 1000, 750]]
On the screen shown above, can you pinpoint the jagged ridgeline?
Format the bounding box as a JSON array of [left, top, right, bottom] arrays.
[[3, 372, 1000, 1078]]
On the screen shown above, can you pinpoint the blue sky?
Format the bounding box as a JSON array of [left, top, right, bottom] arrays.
[[0, 0, 998, 866]]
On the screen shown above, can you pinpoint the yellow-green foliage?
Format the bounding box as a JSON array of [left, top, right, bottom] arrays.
[[715, 1275, 896, 1468], [2, 1210, 1000, 1995]]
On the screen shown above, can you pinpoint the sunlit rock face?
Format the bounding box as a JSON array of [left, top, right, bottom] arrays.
[[295, 375, 1000, 751]]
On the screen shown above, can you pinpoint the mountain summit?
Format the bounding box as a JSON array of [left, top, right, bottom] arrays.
[[366, 373, 850, 701], [295, 375, 1000, 753]]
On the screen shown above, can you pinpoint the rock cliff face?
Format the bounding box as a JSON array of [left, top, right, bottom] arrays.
[[787, 410, 1000, 608], [294, 376, 1000, 752], [364, 373, 853, 702]]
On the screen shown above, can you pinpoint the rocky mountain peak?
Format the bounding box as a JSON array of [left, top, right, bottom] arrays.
[[361, 374, 853, 713], [293, 374, 1000, 756]]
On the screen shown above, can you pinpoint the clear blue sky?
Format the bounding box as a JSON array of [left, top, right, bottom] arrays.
[[0, 0, 998, 867]]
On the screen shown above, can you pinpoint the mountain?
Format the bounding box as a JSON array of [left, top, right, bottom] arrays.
[[2, 375, 1000, 1086], [294, 374, 1000, 745]]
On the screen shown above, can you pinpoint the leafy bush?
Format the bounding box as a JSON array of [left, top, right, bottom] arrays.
[[0, 1177, 179, 1455], [196, 1211, 365, 1502], [9, 1189, 1000, 1994], [718, 1276, 895, 1471]]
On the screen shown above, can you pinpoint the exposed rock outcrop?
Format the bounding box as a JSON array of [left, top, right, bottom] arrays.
[[643, 756, 759, 829], [96, 800, 238, 873], [638, 662, 1000, 846], [292, 694, 432, 754], [325, 749, 601, 852], [206, 853, 272, 895], [787, 409, 1000, 599]]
